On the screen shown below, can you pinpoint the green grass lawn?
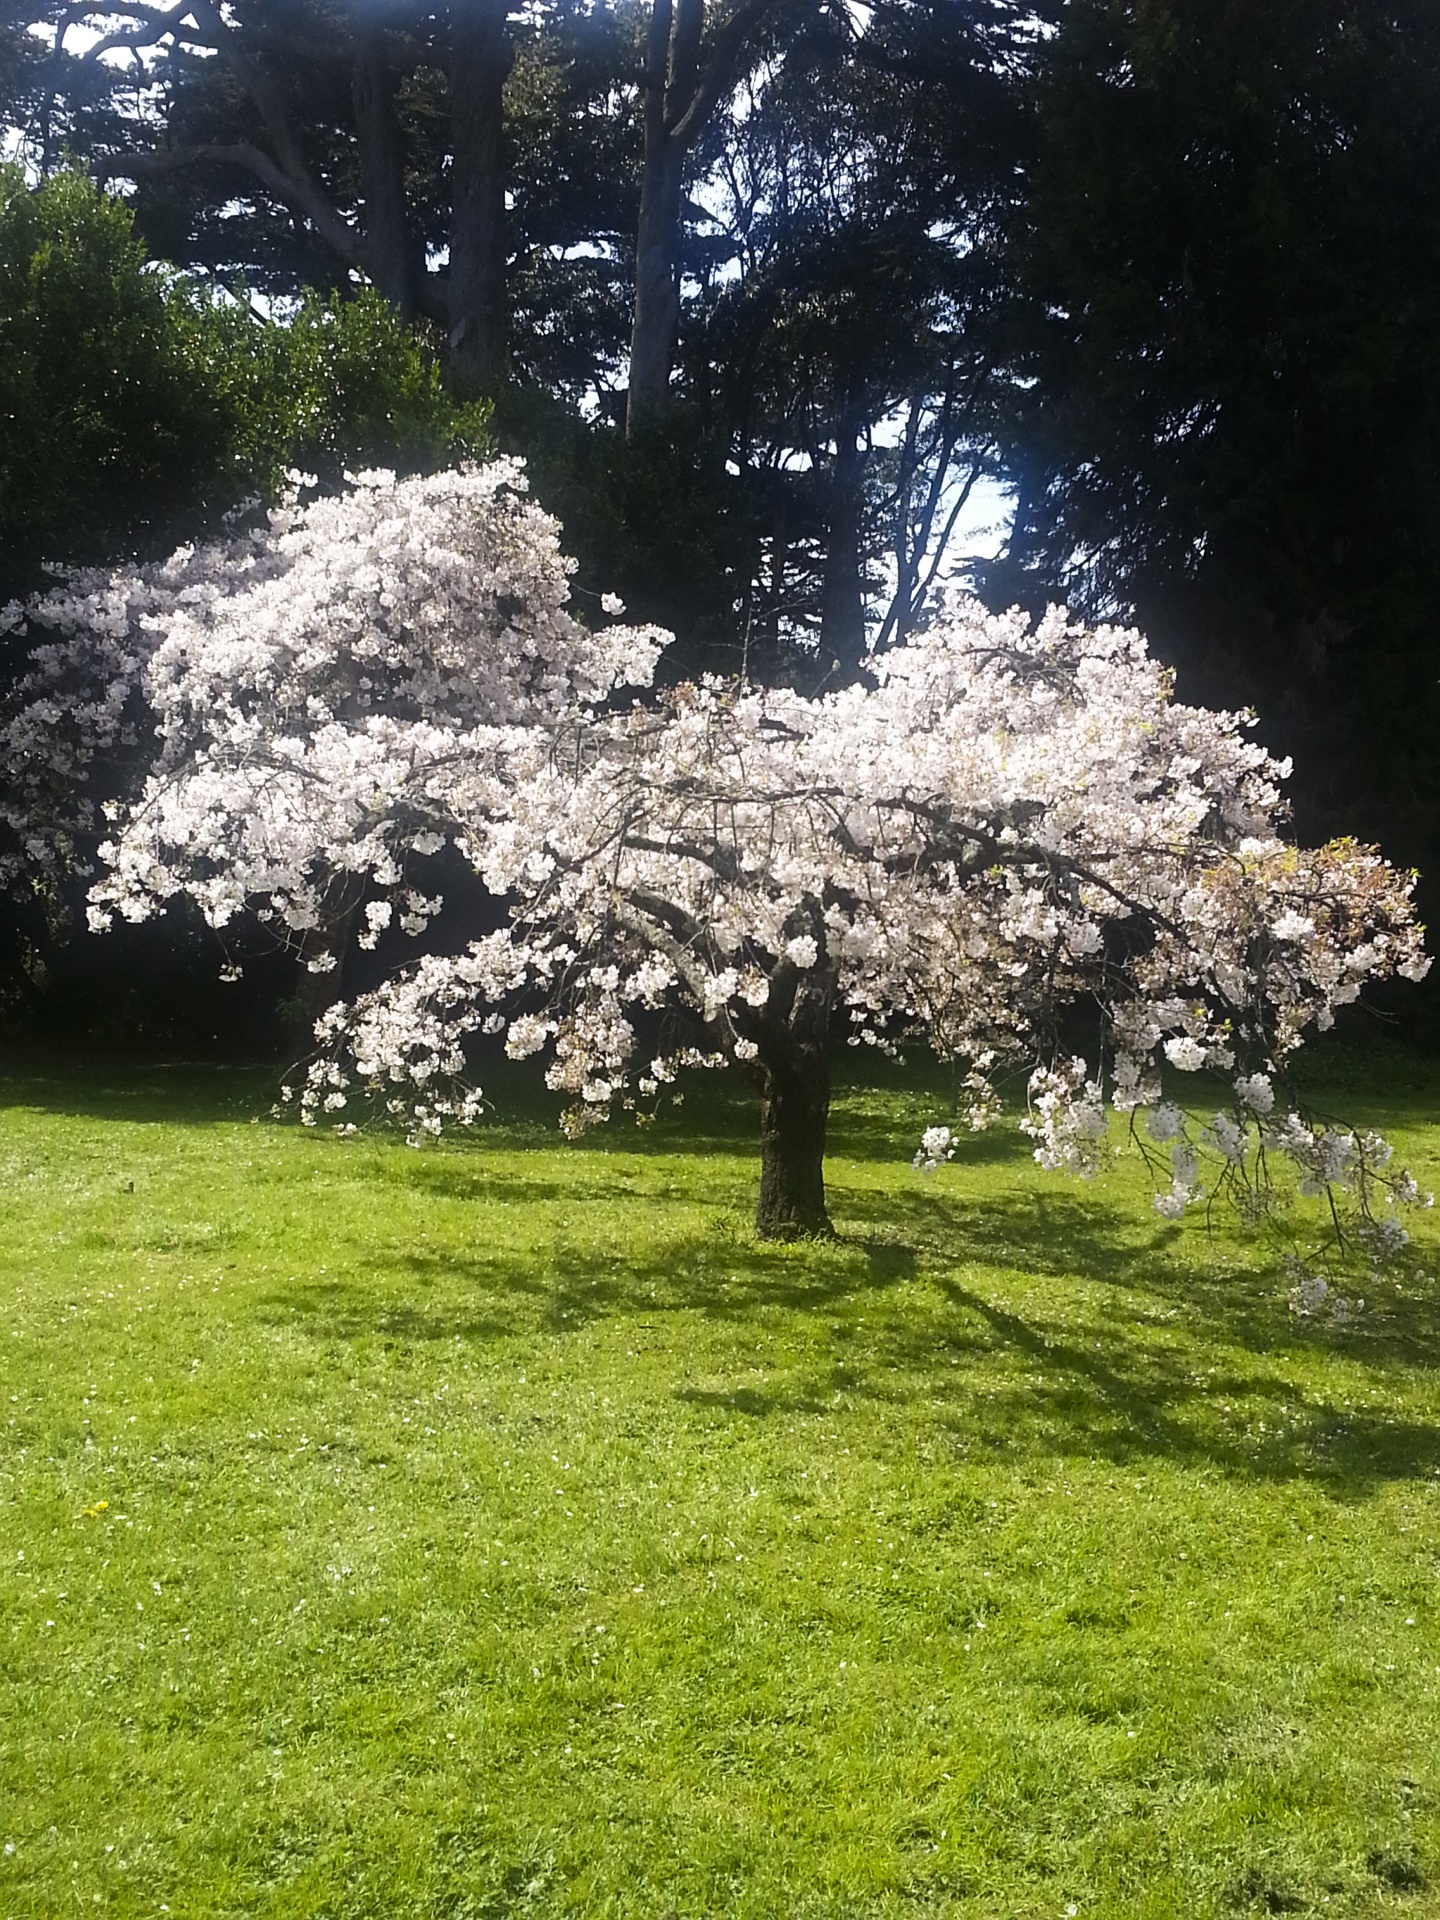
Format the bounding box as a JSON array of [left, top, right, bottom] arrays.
[[3, 1050, 1440, 1918]]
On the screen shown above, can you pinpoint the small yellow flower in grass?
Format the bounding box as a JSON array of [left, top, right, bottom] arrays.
[[82, 1499, 108, 1518]]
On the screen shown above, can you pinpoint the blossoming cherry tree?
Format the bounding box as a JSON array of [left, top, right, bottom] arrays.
[[13, 462, 1427, 1251]]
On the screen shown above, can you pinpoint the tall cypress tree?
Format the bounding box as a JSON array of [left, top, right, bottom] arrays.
[[992, 0, 1440, 901]]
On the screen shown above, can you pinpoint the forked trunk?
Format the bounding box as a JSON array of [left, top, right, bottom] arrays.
[[755, 1050, 832, 1237]]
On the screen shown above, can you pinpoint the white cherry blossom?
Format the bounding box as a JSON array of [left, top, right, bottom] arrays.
[[7, 471, 1429, 1251], [284, 585, 1426, 1242]]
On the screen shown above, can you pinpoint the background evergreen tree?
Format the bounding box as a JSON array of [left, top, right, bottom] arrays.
[[987, 0, 1440, 909]]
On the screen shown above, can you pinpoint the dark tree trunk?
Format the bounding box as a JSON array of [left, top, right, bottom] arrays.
[[625, 0, 779, 436], [819, 412, 866, 679], [449, 0, 512, 392], [626, 0, 701, 438], [627, 133, 688, 435], [751, 951, 836, 1238], [755, 1047, 831, 1238], [283, 890, 363, 1061], [352, 20, 418, 317]]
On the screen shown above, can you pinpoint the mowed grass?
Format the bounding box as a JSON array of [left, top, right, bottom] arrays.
[[3, 1052, 1440, 1919]]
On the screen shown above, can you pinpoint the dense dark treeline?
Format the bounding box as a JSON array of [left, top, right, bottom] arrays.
[[1, 0, 1437, 1047], [992, 0, 1440, 901]]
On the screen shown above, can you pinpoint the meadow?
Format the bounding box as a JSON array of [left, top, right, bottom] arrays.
[[2, 1049, 1439, 1919]]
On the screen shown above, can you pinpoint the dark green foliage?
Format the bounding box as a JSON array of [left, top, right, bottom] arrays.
[[990, 0, 1440, 892], [495, 385, 761, 680], [7, 0, 1025, 679], [0, 165, 238, 593], [669, 0, 1023, 675], [0, 168, 491, 1039], [195, 285, 494, 502], [0, 165, 491, 595]]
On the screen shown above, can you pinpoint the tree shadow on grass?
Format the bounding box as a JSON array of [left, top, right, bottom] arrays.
[[256, 1280, 518, 1347], [662, 1262, 1440, 1500], [540, 1222, 919, 1326], [49, 1046, 1427, 1500], [250, 1171, 1440, 1500], [519, 1172, 1440, 1496], [844, 1178, 1440, 1372], [364, 1156, 726, 1212], [253, 1246, 548, 1345], [822, 1183, 1440, 1496], [922, 1278, 1440, 1496], [676, 1379, 836, 1419]]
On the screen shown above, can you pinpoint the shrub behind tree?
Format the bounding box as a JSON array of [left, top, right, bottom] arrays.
[[0, 165, 491, 597]]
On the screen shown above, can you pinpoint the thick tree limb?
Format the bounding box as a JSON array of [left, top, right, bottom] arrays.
[[102, 141, 368, 272]]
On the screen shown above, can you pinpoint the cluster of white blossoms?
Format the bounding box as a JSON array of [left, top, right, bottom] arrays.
[[4, 466, 1429, 1257], [1022, 1060, 1110, 1180], [0, 516, 292, 924], [912, 1126, 957, 1175], [3, 464, 666, 958]]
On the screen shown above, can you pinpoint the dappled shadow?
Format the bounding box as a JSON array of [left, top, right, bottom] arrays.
[[258, 1277, 517, 1346], [13, 1054, 1440, 1502], [365, 1158, 702, 1211], [250, 1233, 1440, 1503], [840, 1175, 1440, 1354], [921, 1278, 1440, 1494], [676, 1376, 835, 1419], [865, 1240, 918, 1284], [254, 1241, 552, 1345], [541, 1226, 919, 1328], [661, 1268, 1440, 1498], [249, 1186, 1440, 1498], [813, 1183, 1440, 1496], [215, 1083, 1440, 1505]]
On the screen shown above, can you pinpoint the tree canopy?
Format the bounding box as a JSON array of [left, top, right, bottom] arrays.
[[0, 163, 491, 595], [8, 465, 1429, 1269]]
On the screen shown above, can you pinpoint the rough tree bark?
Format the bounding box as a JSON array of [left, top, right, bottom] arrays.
[[351, 17, 418, 318], [448, 0, 513, 392], [751, 953, 837, 1238], [818, 410, 867, 681]]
